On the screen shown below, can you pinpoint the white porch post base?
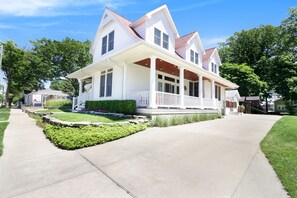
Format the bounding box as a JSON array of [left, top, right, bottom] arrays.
[[179, 67, 185, 109], [149, 56, 157, 108], [211, 80, 216, 109], [199, 75, 204, 109]]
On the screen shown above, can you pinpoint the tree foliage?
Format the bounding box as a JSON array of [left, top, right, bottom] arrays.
[[220, 63, 266, 96], [219, 7, 297, 103]]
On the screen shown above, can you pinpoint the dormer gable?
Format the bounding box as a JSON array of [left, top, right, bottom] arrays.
[[202, 48, 222, 75], [131, 5, 179, 38], [131, 5, 179, 54], [175, 32, 205, 66], [90, 8, 140, 63]]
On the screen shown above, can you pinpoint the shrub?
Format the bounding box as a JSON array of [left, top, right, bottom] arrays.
[[44, 123, 147, 150], [85, 100, 136, 115], [152, 113, 221, 127], [45, 99, 72, 109]]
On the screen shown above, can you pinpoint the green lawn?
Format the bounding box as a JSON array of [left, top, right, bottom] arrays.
[[0, 107, 10, 121], [0, 122, 9, 156], [261, 116, 297, 198], [44, 123, 147, 149], [52, 112, 130, 123], [37, 109, 71, 113]]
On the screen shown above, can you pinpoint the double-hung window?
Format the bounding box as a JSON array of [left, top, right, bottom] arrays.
[[195, 52, 199, 64], [190, 50, 194, 63], [154, 28, 169, 50], [215, 85, 221, 101], [154, 28, 161, 46], [101, 30, 115, 55], [163, 33, 169, 49], [99, 68, 113, 97]]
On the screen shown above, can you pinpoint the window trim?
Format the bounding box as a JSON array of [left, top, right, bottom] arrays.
[[99, 68, 113, 98], [163, 33, 169, 49], [101, 30, 115, 55], [154, 28, 161, 46]]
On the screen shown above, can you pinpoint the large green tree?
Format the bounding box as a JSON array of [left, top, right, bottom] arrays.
[[220, 63, 266, 96], [31, 37, 92, 95], [1, 41, 29, 106]]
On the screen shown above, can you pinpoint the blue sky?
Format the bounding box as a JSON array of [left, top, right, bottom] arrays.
[[0, 0, 295, 87]]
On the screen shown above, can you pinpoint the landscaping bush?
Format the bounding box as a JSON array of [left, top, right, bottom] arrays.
[[0, 122, 9, 156], [85, 100, 136, 115], [45, 99, 72, 109], [152, 113, 221, 127], [44, 123, 147, 150]]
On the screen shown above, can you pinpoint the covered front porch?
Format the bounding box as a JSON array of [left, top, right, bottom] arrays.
[[126, 56, 223, 112]]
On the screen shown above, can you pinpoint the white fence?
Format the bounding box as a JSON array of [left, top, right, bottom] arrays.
[[184, 95, 201, 108], [203, 98, 214, 109]]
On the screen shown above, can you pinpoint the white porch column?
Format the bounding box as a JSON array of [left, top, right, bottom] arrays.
[[179, 67, 185, 109], [211, 80, 216, 109], [199, 74, 204, 109], [122, 63, 127, 99], [78, 79, 83, 96], [149, 56, 157, 108]]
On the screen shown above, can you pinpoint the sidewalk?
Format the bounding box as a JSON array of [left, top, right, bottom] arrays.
[[0, 109, 130, 198]]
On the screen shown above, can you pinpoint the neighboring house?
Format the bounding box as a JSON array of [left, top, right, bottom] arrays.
[[225, 90, 241, 115], [25, 89, 69, 107], [68, 5, 238, 115], [274, 98, 297, 114], [239, 96, 264, 114]]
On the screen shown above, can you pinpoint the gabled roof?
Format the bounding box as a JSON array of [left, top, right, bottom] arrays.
[[90, 8, 141, 54], [226, 90, 241, 99], [175, 31, 205, 52], [202, 48, 222, 65], [175, 32, 196, 47], [107, 8, 142, 40], [131, 4, 179, 38]]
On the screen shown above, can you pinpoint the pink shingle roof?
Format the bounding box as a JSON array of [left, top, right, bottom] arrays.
[[175, 32, 196, 48], [107, 8, 142, 40], [202, 48, 216, 62]]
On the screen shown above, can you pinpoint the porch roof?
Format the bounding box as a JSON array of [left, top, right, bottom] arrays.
[[67, 41, 238, 89]]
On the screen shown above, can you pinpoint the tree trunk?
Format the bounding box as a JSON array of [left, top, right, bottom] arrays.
[[265, 96, 268, 113], [5, 80, 10, 108]]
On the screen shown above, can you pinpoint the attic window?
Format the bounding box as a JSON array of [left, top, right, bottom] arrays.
[[101, 30, 115, 55], [163, 33, 169, 49], [154, 28, 161, 46]]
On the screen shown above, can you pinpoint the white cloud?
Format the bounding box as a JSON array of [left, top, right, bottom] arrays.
[[0, 0, 129, 16], [0, 24, 18, 29], [203, 36, 228, 48]]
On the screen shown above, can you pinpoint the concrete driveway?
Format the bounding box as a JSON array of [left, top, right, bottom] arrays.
[[0, 110, 288, 198]]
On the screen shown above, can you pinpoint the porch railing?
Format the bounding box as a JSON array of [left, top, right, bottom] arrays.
[[127, 91, 149, 107], [156, 91, 180, 107], [184, 95, 201, 108], [203, 98, 214, 109]]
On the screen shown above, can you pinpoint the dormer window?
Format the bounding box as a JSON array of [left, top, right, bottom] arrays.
[[154, 28, 169, 50], [211, 63, 218, 73], [154, 28, 161, 46], [163, 33, 169, 49], [101, 30, 115, 55], [190, 50, 199, 65]]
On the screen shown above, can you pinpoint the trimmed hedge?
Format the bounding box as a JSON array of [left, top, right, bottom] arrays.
[[44, 123, 147, 150], [45, 99, 72, 109], [85, 100, 136, 115]]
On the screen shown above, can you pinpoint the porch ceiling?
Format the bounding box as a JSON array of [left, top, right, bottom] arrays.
[[67, 41, 238, 89]]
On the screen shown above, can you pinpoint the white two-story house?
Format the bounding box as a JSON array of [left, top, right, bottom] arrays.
[[68, 5, 238, 115]]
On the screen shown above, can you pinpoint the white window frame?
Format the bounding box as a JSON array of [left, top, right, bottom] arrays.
[[101, 30, 115, 55], [99, 68, 113, 98], [154, 28, 170, 50]]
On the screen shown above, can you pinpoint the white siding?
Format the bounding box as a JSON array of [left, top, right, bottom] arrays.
[[126, 64, 150, 93], [92, 20, 135, 63], [134, 22, 146, 39], [145, 11, 175, 54], [186, 39, 203, 67], [91, 66, 123, 101], [176, 47, 186, 59], [204, 80, 212, 99]]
